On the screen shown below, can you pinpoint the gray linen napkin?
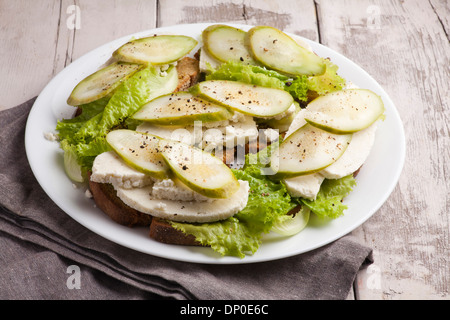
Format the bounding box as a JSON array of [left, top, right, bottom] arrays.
[[0, 98, 373, 300]]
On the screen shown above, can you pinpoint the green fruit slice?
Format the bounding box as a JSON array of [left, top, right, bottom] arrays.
[[67, 62, 142, 106], [106, 129, 170, 179], [246, 26, 326, 76], [131, 92, 233, 125], [202, 24, 256, 64], [270, 123, 352, 179], [63, 147, 84, 183], [112, 35, 198, 65], [194, 80, 293, 118], [303, 89, 385, 134], [159, 139, 240, 198], [271, 206, 310, 236]]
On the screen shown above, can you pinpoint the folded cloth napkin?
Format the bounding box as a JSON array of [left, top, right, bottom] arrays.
[[0, 98, 373, 300]]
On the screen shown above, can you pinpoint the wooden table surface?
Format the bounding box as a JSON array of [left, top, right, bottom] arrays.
[[0, 0, 448, 300]]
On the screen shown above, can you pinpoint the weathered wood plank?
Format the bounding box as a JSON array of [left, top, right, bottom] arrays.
[[429, 0, 450, 40], [54, 0, 157, 75], [157, 0, 319, 42], [316, 0, 449, 299], [0, 0, 157, 111], [0, 0, 61, 110]]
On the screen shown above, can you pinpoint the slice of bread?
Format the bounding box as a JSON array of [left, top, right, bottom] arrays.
[[149, 218, 202, 246], [175, 56, 201, 92]]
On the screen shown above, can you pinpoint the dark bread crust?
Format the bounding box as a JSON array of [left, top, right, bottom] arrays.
[[88, 175, 152, 227], [149, 218, 202, 246], [89, 175, 202, 245]]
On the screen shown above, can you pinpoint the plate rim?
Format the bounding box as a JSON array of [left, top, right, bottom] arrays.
[[24, 22, 406, 264]]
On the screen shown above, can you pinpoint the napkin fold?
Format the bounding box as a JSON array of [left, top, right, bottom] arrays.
[[0, 98, 373, 300]]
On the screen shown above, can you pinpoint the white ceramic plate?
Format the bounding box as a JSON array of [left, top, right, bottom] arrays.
[[25, 23, 405, 264]]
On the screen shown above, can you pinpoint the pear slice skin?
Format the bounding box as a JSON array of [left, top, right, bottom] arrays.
[[246, 26, 326, 77], [303, 89, 385, 134], [112, 35, 198, 65], [159, 139, 240, 199], [202, 24, 256, 65], [193, 80, 294, 118], [270, 123, 352, 179], [67, 62, 142, 106], [131, 92, 233, 125], [106, 129, 171, 180]]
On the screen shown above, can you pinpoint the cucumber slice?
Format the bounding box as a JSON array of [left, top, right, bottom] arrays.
[[159, 139, 240, 199], [194, 80, 294, 118], [272, 206, 310, 236], [246, 26, 326, 76], [303, 89, 385, 134], [202, 24, 256, 65], [106, 129, 170, 179], [112, 35, 198, 65], [131, 92, 233, 125], [67, 62, 142, 106], [270, 123, 352, 179]]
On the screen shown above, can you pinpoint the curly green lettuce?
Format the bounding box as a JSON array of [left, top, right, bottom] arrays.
[[299, 174, 356, 219], [205, 59, 346, 103], [205, 60, 309, 102]]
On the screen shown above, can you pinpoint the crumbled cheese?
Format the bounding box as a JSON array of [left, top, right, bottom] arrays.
[[84, 189, 93, 199], [90, 151, 154, 189], [43, 131, 59, 141], [262, 128, 280, 143], [151, 178, 213, 202], [136, 114, 259, 149]]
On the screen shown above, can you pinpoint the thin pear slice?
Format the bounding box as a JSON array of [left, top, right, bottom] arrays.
[[159, 139, 240, 199], [202, 24, 256, 65], [193, 80, 293, 118], [131, 92, 233, 125], [246, 26, 326, 76], [270, 123, 352, 179], [67, 62, 142, 106], [106, 129, 170, 179], [303, 89, 385, 134], [112, 35, 198, 65]]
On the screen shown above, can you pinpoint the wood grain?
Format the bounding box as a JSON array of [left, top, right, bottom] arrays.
[[316, 0, 449, 299], [0, 0, 61, 109], [0, 0, 157, 110], [158, 0, 319, 41]]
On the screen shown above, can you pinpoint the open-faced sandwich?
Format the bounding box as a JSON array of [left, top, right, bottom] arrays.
[[55, 24, 385, 258]]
